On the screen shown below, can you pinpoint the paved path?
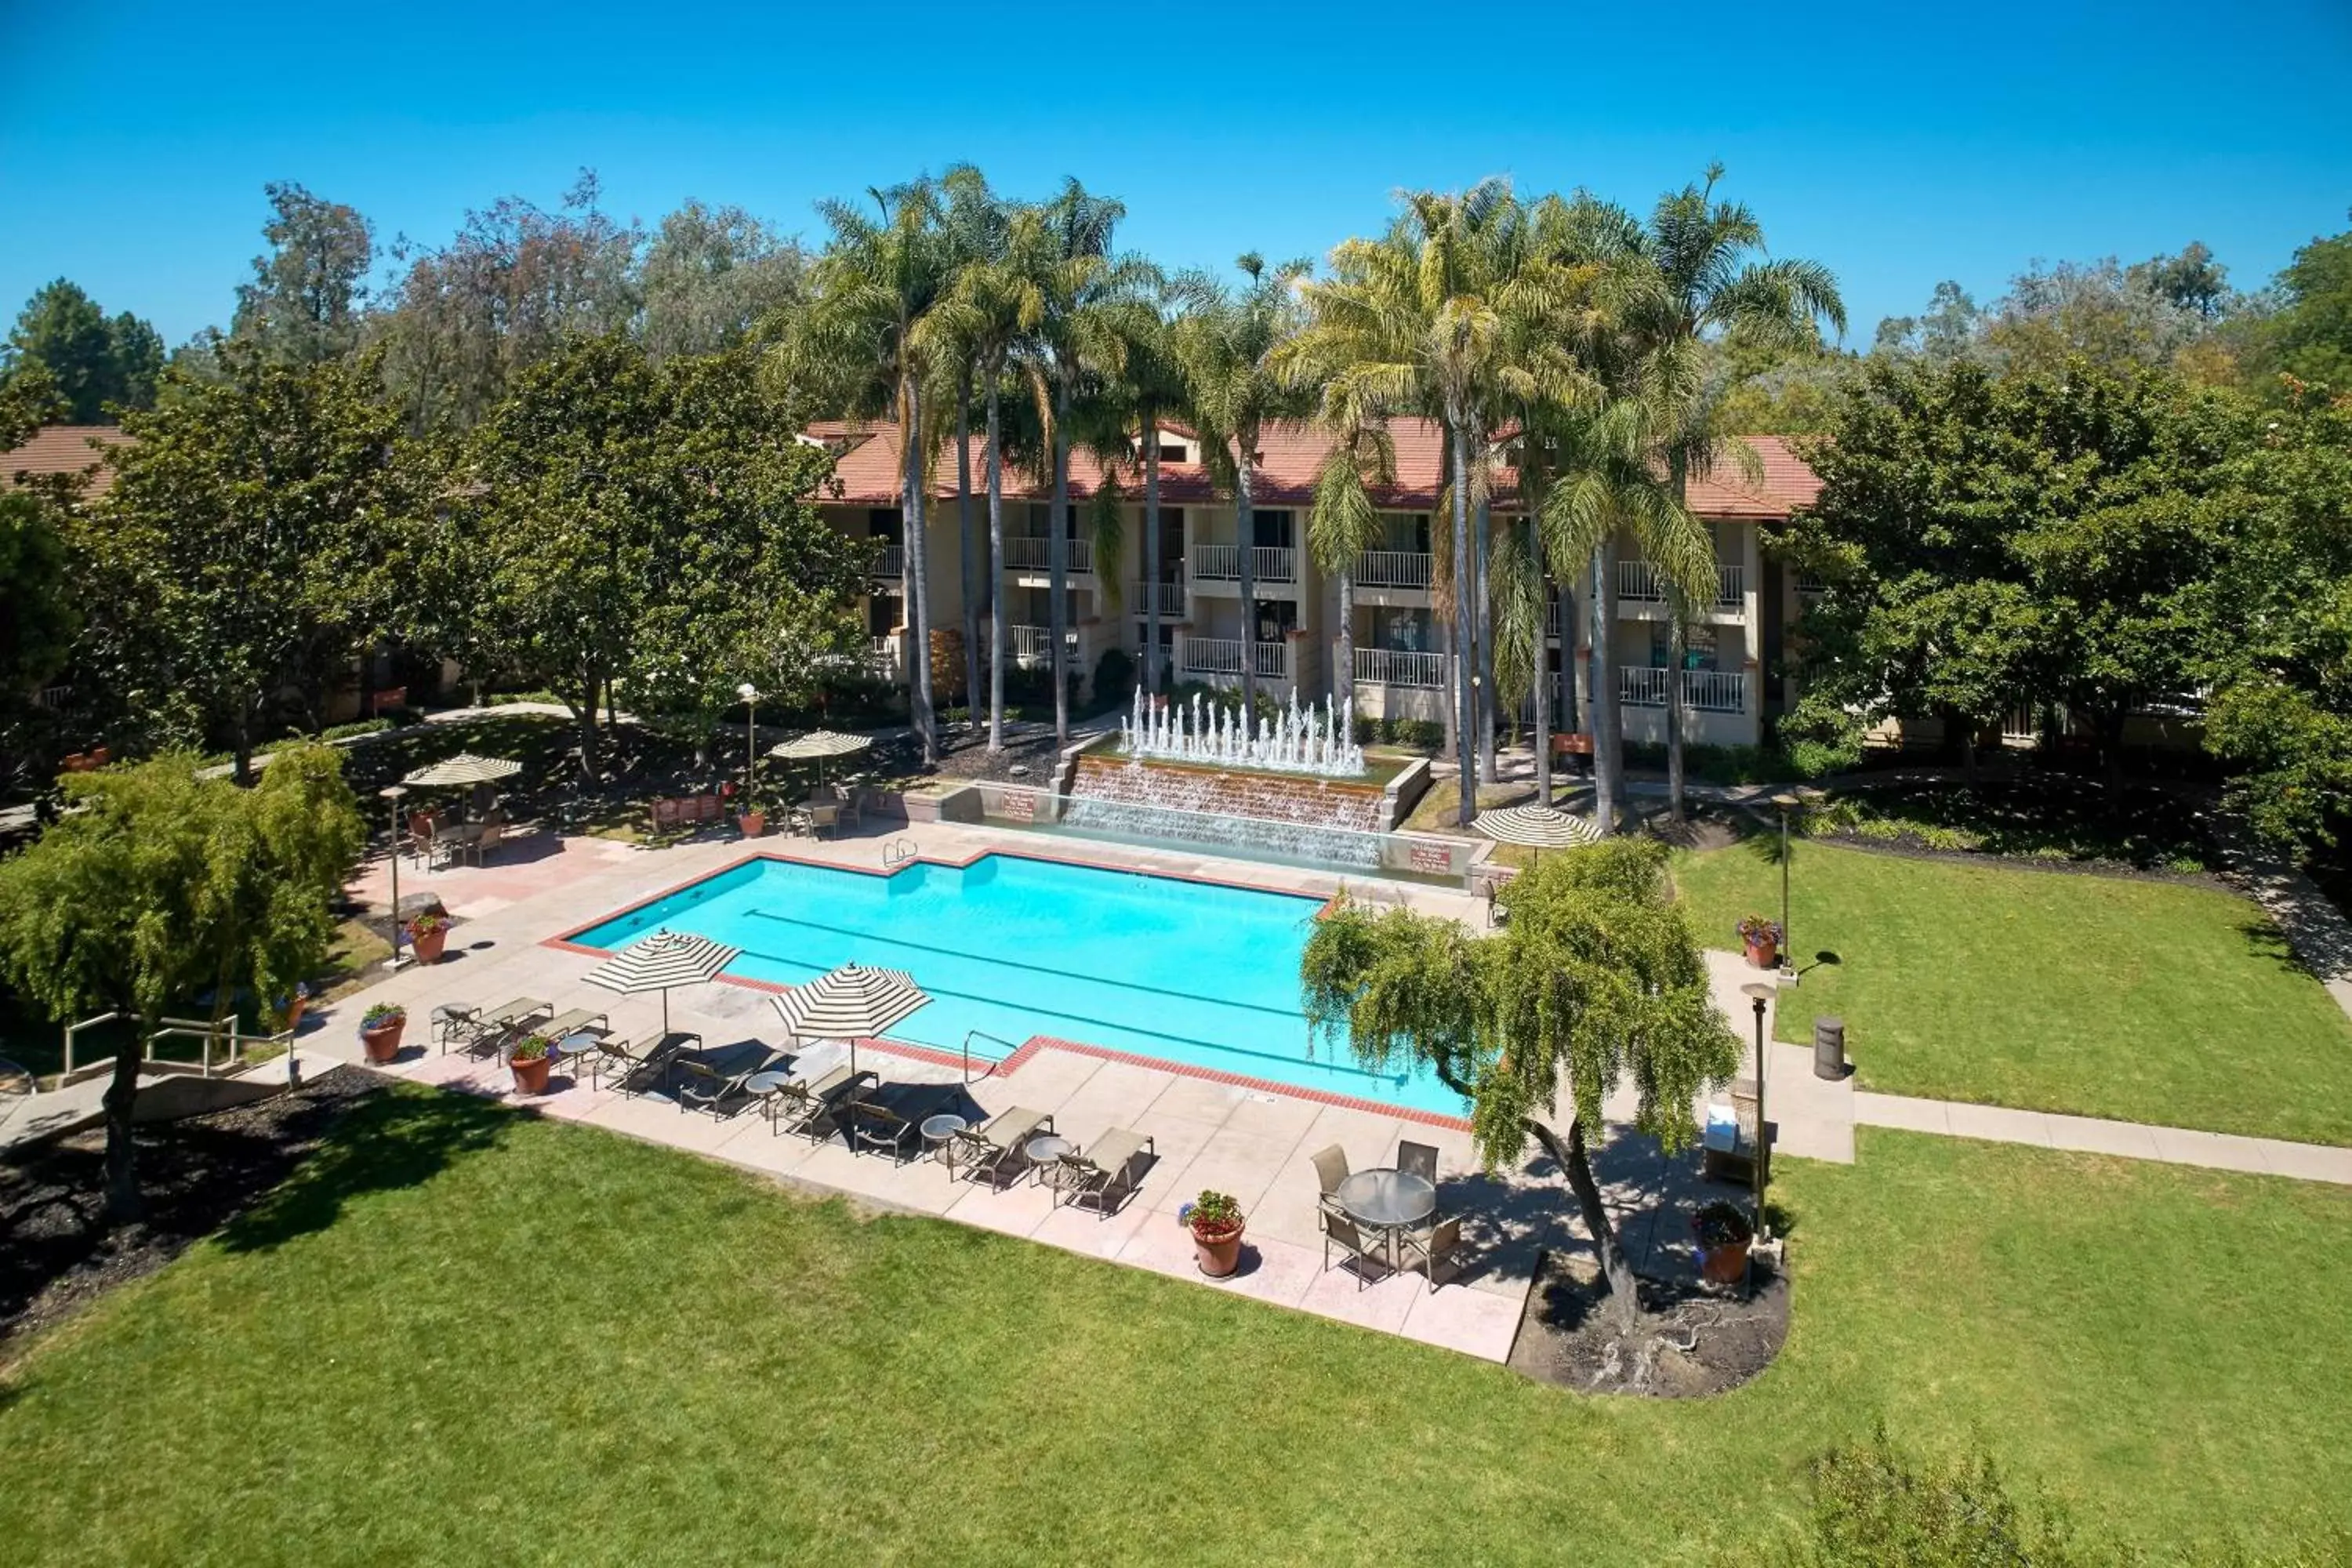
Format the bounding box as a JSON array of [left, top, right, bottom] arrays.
[[1854, 1092, 2352, 1185], [2205, 806, 2352, 1026]]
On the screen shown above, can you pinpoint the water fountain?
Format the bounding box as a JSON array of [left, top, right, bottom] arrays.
[[1117, 689, 1367, 778]]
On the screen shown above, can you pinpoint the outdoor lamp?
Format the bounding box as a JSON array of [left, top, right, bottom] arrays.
[[1740, 979, 1775, 1240], [379, 785, 411, 971], [1770, 791, 1800, 984]]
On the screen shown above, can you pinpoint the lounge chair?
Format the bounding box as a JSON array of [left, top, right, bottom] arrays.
[[1396, 1140, 1439, 1186], [1049, 1128, 1156, 1216], [1320, 1210, 1390, 1289], [452, 996, 551, 1058], [1396, 1216, 1465, 1291], [673, 1057, 765, 1118], [593, 1029, 698, 1097], [949, 1106, 1055, 1189], [1310, 1143, 1351, 1220], [842, 1098, 919, 1162], [771, 1063, 876, 1139]]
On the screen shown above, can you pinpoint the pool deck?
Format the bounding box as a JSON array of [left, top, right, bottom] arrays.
[[321, 815, 1814, 1364]]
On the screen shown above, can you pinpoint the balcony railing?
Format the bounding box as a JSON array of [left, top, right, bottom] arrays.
[[1620, 666, 1747, 713], [1356, 550, 1432, 590], [1009, 624, 1079, 667], [868, 543, 904, 579], [1181, 637, 1288, 680], [1132, 576, 1186, 616], [1617, 560, 1745, 609], [1354, 647, 1446, 689], [866, 633, 899, 676], [1003, 536, 1093, 575], [1191, 543, 1297, 584]]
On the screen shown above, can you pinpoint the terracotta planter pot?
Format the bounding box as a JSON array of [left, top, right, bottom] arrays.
[[739, 810, 767, 839], [409, 923, 448, 964], [359, 1018, 406, 1064], [1699, 1236, 1752, 1285], [1192, 1221, 1246, 1278], [281, 997, 307, 1035], [1743, 934, 1778, 970], [509, 1052, 553, 1096]]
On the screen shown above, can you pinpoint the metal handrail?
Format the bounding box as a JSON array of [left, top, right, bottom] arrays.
[[961, 1029, 1018, 1085], [63, 1010, 281, 1081], [882, 836, 917, 869]]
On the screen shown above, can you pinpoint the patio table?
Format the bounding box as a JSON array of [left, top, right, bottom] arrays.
[[1334, 1167, 1436, 1263], [744, 1070, 794, 1130], [921, 1112, 971, 1167], [1025, 1133, 1074, 1187]]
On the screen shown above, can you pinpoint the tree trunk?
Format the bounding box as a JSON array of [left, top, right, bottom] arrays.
[[1665, 610, 1687, 822], [1531, 1115, 1639, 1334], [1050, 379, 1071, 747], [1236, 440, 1258, 725], [903, 379, 938, 765], [957, 372, 980, 735], [1590, 544, 1620, 831], [101, 1025, 147, 1221], [1144, 426, 1163, 694], [1959, 720, 1980, 786], [232, 702, 254, 789], [1532, 521, 1552, 808], [1475, 490, 1497, 785], [576, 666, 602, 782], [1450, 421, 1477, 827], [986, 381, 1006, 753], [1335, 567, 1356, 721]]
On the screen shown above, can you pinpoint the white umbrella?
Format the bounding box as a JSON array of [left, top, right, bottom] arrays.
[[402, 753, 524, 788], [582, 929, 743, 1040], [767, 729, 873, 788], [768, 962, 929, 1077], [1475, 804, 1603, 851]]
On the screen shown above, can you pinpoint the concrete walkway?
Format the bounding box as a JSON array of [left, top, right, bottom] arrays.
[[1854, 1092, 2352, 1185]]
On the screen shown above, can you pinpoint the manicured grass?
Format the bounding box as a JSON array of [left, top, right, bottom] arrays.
[[2, 1092, 2347, 1563], [1675, 840, 2352, 1145]]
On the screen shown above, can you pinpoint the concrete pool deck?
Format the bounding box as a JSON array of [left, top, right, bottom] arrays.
[[321, 815, 1806, 1363]]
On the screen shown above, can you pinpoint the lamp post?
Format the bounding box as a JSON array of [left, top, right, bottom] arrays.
[[737, 682, 759, 804], [1741, 980, 1774, 1241], [1771, 790, 1800, 984], [379, 785, 411, 971]]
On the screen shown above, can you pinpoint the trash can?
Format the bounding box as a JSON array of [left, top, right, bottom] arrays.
[[1813, 1017, 1846, 1080]]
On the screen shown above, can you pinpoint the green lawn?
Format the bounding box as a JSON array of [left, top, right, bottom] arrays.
[[2, 1091, 2347, 1563], [1675, 840, 2352, 1145]]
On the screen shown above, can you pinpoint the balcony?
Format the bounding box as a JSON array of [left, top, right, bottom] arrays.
[[1003, 536, 1094, 575], [868, 543, 904, 579], [866, 633, 900, 677], [1009, 623, 1079, 669], [1353, 647, 1446, 689], [1616, 560, 1745, 611], [1191, 543, 1297, 586], [1619, 666, 1748, 713], [1356, 550, 1432, 590], [1131, 575, 1186, 617], [1181, 637, 1289, 681]]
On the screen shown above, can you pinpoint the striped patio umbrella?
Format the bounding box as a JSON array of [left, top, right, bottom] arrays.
[[581, 929, 743, 1040], [402, 752, 524, 788], [767, 729, 873, 787], [1474, 804, 1603, 851], [768, 962, 930, 1078]]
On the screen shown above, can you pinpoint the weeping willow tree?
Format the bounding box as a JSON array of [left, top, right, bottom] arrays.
[[1301, 839, 1739, 1332]]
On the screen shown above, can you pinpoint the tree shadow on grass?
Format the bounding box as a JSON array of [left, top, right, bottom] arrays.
[[2234, 913, 2344, 985], [213, 1085, 510, 1258]]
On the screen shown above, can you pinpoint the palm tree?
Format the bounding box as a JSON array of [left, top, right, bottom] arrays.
[[935, 165, 1009, 736], [1087, 277, 1190, 694], [1176, 254, 1311, 724], [1616, 165, 1845, 818], [788, 179, 952, 764]]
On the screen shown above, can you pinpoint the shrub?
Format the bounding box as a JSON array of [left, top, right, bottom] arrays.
[[1182, 1190, 1245, 1235], [360, 1002, 405, 1027], [1091, 648, 1136, 710], [1746, 1426, 2100, 1567], [510, 1033, 552, 1062], [321, 717, 394, 743]]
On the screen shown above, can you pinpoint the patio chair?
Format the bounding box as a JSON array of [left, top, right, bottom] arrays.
[[1396, 1216, 1465, 1291], [842, 1098, 919, 1162], [771, 1063, 876, 1139], [1320, 1210, 1391, 1290], [1050, 1128, 1156, 1217], [1397, 1140, 1439, 1186], [456, 812, 506, 867], [1310, 1143, 1351, 1220], [673, 1058, 759, 1118], [949, 1106, 1055, 1189], [430, 1003, 479, 1053], [589, 1032, 680, 1096], [454, 997, 551, 1058]]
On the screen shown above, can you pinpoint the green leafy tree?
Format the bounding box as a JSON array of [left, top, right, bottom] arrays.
[[639, 198, 806, 363], [0, 370, 78, 786], [1301, 840, 1739, 1333], [2, 279, 165, 421], [2250, 218, 2352, 391], [0, 744, 363, 1219], [89, 340, 416, 779], [230, 181, 376, 366]]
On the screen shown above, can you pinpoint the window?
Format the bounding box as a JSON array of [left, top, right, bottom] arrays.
[[868, 507, 903, 544], [1252, 509, 1295, 550], [1374, 608, 1434, 652], [1255, 598, 1298, 643]]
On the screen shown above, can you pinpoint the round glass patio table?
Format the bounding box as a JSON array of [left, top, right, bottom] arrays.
[[1334, 1168, 1436, 1231], [921, 1113, 970, 1165]]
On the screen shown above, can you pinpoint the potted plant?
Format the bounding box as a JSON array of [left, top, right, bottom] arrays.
[[1692, 1199, 1755, 1284], [1183, 1189, 1247, 1278], [274, 981, 312, 1035], [739, 786, 768, 839], [1737, 914, 1780, 970], [509, 1032, 554, 1096], [407, 910, 450, 965], [358, 1002, 407, 1064]]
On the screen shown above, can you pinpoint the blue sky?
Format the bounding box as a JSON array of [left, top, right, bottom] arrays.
[[2, 0, 2347, 348]]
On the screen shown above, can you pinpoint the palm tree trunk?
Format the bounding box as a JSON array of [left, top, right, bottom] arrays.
[[1450, 421, 1476, 827], [1531, 518, 1552, 808], [1665, 611, 1687, 822], [957, 372, 980, 735], [985, 382, 1006, 753], [1335, 567, 1356, 719], [1144, 423, 1162, 693], [1475, 490, 1497, 785], [1050, 376, 1070, 747], [903, 381, 937, 765], [1236, 439, 1258, 725], [1591, 543, 1621, 831]]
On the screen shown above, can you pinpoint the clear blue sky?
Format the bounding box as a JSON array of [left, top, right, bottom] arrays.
[[2, 0, 2347, 349]]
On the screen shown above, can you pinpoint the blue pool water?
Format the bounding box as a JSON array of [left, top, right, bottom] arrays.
[[568, 854, 1466, 1116]]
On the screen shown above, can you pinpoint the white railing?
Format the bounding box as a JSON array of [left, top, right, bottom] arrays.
[[1181, 637, 1289, 680], [1003, 536, 1093, 574], [35, 683, 71, 710], [1546, 597, 1563, 637], [1132, 577, 1185, 615], [869, 544, 903, 579], [1356, 550, 1432, 590], [866, 634, 900, 677], [1191, 543, 1296, 583], [1616, 560, 1746, 610], [1010, 624, 1076, 666], [1354, 647, 1446, 689], [1619, 667, 1747, 713]]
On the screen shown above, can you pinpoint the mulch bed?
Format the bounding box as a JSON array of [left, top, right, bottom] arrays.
[[911, 724, 1080, 787], [1507, 1247, 1790, 1397], [0, 1068, 384, 1352]]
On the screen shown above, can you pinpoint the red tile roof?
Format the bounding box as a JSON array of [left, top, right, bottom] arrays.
[[814, 418, 1817, 519], [2, 424, 132, 497]]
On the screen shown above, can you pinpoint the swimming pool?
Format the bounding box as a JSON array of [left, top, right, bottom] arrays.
[[564, 852, 1466, 1117]]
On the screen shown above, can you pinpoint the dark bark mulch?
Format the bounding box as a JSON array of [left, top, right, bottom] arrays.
[[1507, 1247, 1790, 1397], [914, 724, 1080, 787], [0, 1067, 384, 1352]]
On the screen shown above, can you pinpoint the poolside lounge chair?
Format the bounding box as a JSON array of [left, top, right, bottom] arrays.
[[1310, 1143, 1351, 1220], [1396, 1216, 1465, 1291], [1048, 1128, 1156, 1217], [592, 1029, 699, 1097], [771, 1063, 876, 1139], [452, 997, 551, 1058], [842, 1098, 920, 1162], [950, 1107, 1056, 1189], [1396, 1140, 1439, 1186], [673, 1058, 763, 1118], [1320, 1210, 1391, 1290]]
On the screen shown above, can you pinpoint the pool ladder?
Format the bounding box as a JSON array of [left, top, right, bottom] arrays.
[[961, 1029, 1017, 1084], [882, 836, 917, 870]]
